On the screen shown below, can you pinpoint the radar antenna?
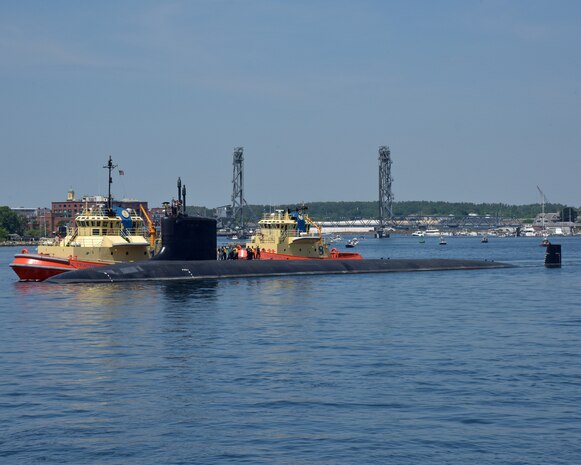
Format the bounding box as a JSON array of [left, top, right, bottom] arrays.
[[103, 156, 117, 212]]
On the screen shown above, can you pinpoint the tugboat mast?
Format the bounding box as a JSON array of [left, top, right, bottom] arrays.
[[103, 156, 117, 212]]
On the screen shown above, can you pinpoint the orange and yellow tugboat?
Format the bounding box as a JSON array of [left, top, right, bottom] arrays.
[[246, 207, 362, 260], [10, 157, 151, 281]]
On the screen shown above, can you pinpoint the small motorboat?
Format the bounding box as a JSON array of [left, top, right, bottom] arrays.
[[439, 236, 447, 245], [346, 238, 359, 248], [481, 235, 489, 243], [328, 234, 343, 243]]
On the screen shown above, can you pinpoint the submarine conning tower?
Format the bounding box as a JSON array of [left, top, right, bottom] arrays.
[[153, 181, 217, 261], [153, 215, 217, 261]]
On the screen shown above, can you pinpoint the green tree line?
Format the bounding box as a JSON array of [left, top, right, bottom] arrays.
[[0, 206, 26, 240], [188, 201, 578, 223], [3, 200, 577, 241]]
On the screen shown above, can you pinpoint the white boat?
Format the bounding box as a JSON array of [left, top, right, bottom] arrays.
[[522, 226, 536, 237], [411, 230, 425, 237], [346, 238, 359, 248], [425, 229, 441, 237]]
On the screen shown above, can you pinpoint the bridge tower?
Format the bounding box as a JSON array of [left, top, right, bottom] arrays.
[[231, 147, 245, 230], [376, 146, 393, 238]]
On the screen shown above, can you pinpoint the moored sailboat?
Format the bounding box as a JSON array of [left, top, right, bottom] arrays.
[[537, 186, 551, 247]]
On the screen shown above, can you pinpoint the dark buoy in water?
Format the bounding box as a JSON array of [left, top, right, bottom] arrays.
[[544, 244, 561, 268]]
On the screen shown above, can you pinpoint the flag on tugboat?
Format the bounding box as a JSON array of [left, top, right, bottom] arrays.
[[119, 170, 125, 176]]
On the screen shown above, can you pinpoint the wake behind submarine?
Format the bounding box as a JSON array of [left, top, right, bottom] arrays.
[[48, 197, 513, 285]]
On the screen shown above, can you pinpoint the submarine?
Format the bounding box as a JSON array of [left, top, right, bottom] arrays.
[[48, 197, 513, 284]]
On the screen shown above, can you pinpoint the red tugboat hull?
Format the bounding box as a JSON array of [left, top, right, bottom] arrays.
[[9, 250, 106, 282]]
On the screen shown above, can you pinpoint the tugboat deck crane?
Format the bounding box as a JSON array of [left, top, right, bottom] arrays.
[[139, 204, 156, 248]]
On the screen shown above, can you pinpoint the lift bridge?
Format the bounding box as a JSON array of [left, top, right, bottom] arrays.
[[219, 145, 522, 233], [370, 145, 521, 233]]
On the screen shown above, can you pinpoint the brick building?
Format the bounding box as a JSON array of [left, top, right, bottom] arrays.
[[50, 189, 148, 233], [10, 207, 52, 238]]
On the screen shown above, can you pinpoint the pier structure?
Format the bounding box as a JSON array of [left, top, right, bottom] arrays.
[[319, 215, 522, 233], [395, 215, 522, 231], [375, 146, 394, 237]]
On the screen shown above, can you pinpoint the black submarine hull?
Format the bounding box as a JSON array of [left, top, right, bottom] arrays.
[[48, 258, 511, 283]]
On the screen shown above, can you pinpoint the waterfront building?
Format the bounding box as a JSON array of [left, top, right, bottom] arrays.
[[50, 189, 148, 234], [10, 207, 52, 238]]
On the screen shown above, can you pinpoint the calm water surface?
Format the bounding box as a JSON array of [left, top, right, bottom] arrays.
[[1, 237, 581, 464]]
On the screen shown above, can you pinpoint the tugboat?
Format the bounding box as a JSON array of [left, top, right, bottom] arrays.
[[10, 157, 151, 281], [246, 207, 362, 260]]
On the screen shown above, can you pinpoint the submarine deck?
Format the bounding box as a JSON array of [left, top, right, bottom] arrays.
[[47, 258, 513, 283]]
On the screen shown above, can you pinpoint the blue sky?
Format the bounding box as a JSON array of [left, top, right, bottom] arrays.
[[1, 0, 580, 209]]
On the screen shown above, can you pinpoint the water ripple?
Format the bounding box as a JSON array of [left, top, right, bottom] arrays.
[[2, 239, 581, 464]]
